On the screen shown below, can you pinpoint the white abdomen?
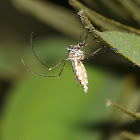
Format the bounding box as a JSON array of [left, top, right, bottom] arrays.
[[72, 60, 88, 93]]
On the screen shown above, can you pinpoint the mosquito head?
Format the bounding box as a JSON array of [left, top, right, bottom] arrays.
[[67, 44, 81, 50], [78, 42, 83, 47]]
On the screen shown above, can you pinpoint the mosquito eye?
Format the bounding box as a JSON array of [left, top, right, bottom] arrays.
[[68, 45, 74, 49]]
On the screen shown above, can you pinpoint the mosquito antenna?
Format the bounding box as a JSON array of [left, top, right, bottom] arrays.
[[30, 32, 50, 69]]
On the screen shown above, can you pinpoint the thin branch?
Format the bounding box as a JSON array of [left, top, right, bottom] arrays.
[[106, 100, 140, 120]]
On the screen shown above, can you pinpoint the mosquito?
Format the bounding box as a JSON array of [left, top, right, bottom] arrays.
[[22, 32, 102, 93]]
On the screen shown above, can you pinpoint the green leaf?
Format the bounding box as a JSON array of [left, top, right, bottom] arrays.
[[77, 10, 140, 67], [99, 31, 140, 66]]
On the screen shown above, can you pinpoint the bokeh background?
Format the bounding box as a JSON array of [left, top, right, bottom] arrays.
[[0, 0, 140, 140]]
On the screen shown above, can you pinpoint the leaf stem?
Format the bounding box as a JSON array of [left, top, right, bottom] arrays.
[[106, 100, 140, 120]]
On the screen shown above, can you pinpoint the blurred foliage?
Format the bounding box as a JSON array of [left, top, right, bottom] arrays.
[[69, 0, 140, 34], [2, 58, 121, 140], [0, 0, 140, 140], [121, 131, 140, 140]]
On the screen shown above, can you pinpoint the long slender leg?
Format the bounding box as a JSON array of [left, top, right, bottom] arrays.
[[30, 32, 50, 69], [82, 30, 90, 45], [30, 32, 64, 70], [48, 59, 65, 71], [58, 59, 67, 77], [21, 59, 67, 77], [85, 47, 102, 60]]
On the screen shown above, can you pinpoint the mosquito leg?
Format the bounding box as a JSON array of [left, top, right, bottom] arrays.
[[21, 59, 67, 77], [57, 59, 67, 77], [30, 32, 50, 70], [85, 47, 102, 60], [49, 59, 66, 71], [30, 32, 65, 71], [82, 30, 90, 45]]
